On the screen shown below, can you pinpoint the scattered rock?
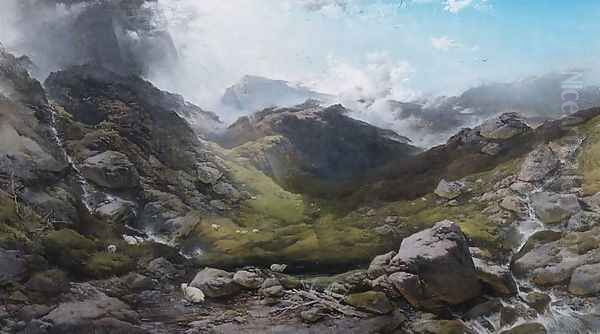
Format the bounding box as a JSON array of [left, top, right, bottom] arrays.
[[260, 278, 284, 305], [499, 196, 528, 215], [434, 179, 465, 200], [531, 192, 581, 224], [233, 270, 264, 289], [518, 145, 559, 182], [190, 268, 241, 298], [411, 319, 471, 334], [344, 291, 394, 315]]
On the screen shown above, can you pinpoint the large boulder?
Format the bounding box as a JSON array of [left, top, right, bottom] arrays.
[[434, 179, 465, 200], [387, 221, 481, 311], [518, 145, 559, 182], [473, 258, 518, 296], [81, 151, 139, 189], [478, 113, 530, 140], [189, 268, 241, 298], [531, 192, 581, 224], [568, 263, 600, 296]]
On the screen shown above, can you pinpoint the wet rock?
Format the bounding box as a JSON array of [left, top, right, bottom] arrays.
[[500, 322, 546, 334], [499, 305, 537, 327], [0, 248, 26, 284], [499, 196, 528, 215], [190, 268, 241, 298], [525, 292, 551, 314], [367, 251, 396, 279], [473, 258, 518, 296], [463, 299, 502, 320], [300, 307, 325, 323], [25, 269, 70, 296], [568, 263, 600, 296], [81, 151, 139, 189], [510, 181, 535, 195], [16, 304, 53, 322], [531, 192, 581, 224], [94, 197, 137, 225], [233, 270, 264, 289], [411, 319, 471, 334], [388, 221, 481, 311], [434, 179, 465, 200], [518, 145, 559, 182], [344, 291, 394, 315]]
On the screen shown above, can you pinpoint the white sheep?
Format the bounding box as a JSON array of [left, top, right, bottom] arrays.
[[181, 283, 205, 303], [107, 244, 117, 253]]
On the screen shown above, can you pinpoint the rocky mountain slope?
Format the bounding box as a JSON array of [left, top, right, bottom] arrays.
[[3, 46, 600, 333]]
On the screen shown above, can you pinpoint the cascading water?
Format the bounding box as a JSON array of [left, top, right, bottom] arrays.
[[47, 107, 93, 212]]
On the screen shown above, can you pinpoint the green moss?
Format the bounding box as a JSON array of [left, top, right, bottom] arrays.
[[578, 115, 600, 195], [43, 229, 95, 270], [84, 252, 134, 278]]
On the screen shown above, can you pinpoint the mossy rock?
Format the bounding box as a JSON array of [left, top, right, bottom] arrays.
[[84, 252, 134, 278], [344, 291, 394, 315], [42, 229, 95, 271]]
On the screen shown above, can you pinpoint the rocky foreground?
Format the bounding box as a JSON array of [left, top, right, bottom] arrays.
[[3, 44, 600, 333]]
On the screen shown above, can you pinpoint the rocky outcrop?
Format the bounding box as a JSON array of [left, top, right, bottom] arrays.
[[478, 112, 530, 140], [217, 102, 419, 183], [81, 151, 139, 189], [518, 145, 559, 182]]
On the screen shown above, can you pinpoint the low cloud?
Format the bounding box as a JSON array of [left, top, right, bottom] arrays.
[[431, 36, 460, 51]]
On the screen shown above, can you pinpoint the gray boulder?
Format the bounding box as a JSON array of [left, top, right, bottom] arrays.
[[388, 221, 481, 310], [233, 270, 264, 289], [531, 192, 581, 224], [81, 151, 139, 189], [434, 179, 465, 200], [518, 145, 559, 182], [473, 258, 518, 296], [568, 263, 600, 296], [367, 251, 396, 279], [190, 268, 241, 298]]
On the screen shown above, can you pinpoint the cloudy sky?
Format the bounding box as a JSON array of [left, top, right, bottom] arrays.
[[153, 0, 600, 108]]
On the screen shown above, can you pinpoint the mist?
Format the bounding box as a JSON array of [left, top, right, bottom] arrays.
[[2, 0, 600, 147]]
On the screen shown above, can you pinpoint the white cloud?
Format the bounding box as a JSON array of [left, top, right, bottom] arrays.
[[431, 36, 460, 51], [444, 0, 474, 13]]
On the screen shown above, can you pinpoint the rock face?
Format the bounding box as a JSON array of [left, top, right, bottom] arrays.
[[478, 112, 530, 140], [81, 151, 139, 189], [217, 102, 419, 182], [383, 221, 481, 311], [190, 268, 241, 298], [518, 145, 559, 182], [434, 179, 465, 200], [0, 248, 26, 284], [531, 192, 581, 224]]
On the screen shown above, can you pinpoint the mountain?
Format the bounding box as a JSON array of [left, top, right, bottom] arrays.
[[389, 73, 600, 140], [5, 48, 600, 333], [221, 75, 333, 112], [216, 101, 418, 191]]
